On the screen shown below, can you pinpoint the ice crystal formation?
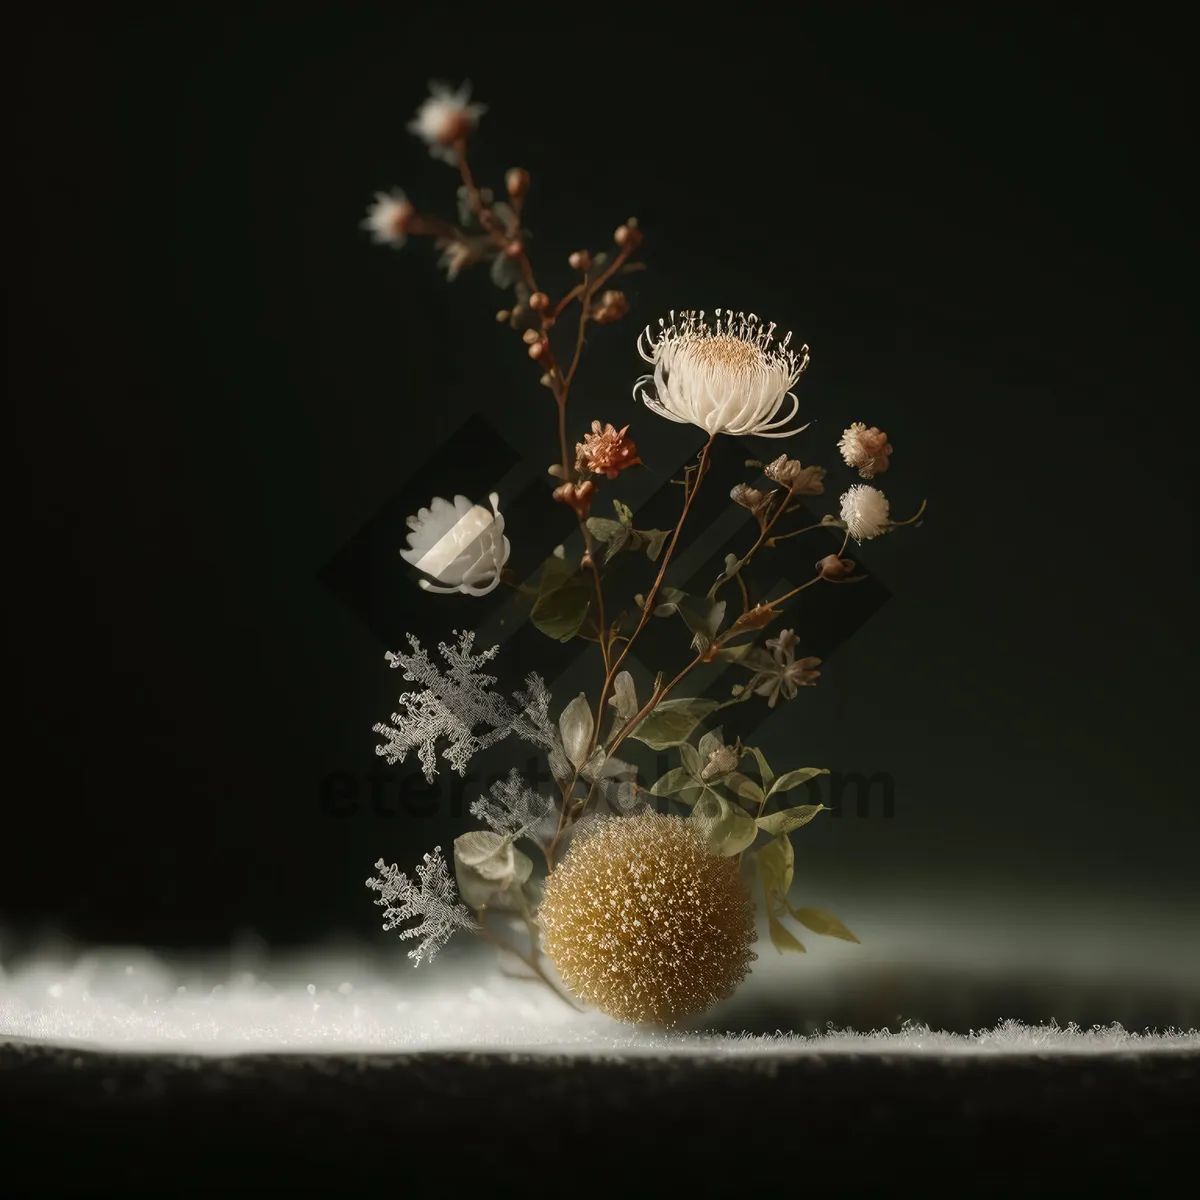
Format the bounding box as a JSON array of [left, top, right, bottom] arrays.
[[366, 849, 478, 965], [470, 767, 558, 848], [372, 630, 554, 780], [358, 82, 927, 1021], [538, 812, 758, 1025]]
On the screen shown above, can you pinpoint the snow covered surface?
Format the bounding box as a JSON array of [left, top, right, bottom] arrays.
[[2, 935, 1196, 1058]]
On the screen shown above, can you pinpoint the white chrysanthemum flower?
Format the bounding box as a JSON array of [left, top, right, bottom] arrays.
[[361, 189, 415, 247], [407, 82, 486, 163], [634, 310, 810, 438], [400, 493, 510, 595], [839, 484, 891, 542]]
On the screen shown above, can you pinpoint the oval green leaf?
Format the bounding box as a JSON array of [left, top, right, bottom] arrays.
[[789, 906, 861, 944], [767, 767, 829, 797], [627, 697, 719, 750], [649, 768, 695, 797], [768, 914, 806, 954], [756, 804, 826, 836], [689, 792, 757, 857]]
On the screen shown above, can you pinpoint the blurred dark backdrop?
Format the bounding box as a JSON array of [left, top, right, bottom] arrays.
[[6, 7, 1195, 950]]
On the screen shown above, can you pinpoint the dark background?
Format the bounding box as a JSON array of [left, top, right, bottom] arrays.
[[6, 7, 1195, 952]]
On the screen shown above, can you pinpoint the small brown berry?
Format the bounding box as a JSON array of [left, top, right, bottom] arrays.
[[614, 220, 643, 248], [505, 167, 530, 200]]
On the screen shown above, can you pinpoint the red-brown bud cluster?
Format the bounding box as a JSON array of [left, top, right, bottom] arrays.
[[592, 290, 629, 325], [553, 480, 596, 515]]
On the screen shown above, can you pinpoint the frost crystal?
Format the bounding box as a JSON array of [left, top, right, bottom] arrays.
[[366, 849, 477, 966], [373, 630, 554, 780], [470, 767, 558, 847]]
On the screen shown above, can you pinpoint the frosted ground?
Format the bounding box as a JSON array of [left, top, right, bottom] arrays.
[[3, 897, 1197, 1057]]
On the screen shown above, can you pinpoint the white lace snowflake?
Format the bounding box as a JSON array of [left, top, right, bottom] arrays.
[[373, 630, 554, 780], [470, 767, 558, 847], [365, 848, 477, 966]]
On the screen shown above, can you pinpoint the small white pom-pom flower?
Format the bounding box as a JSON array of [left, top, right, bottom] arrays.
[[400, 493, 510, 595], [361, 189, 415, 248], [407, 82, 486, 163], [840, 484, 891, 542], [837, 422, 892, 479], [634, 309, 810, 438]]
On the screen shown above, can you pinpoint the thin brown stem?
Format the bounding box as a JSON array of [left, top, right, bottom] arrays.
[[455, 140, 542, 296], [476, 908, 579, 1009], [769, 518, 843, 545], [735, 570, 750, 612], [555, 395, 571, 476], [590, 434, 716, 744], [768, 572, 825, 606], [889, 498, 928, 527], [563, 267, 593, 392], [551, 244, 636, 321], [709, 483, 797, 608]]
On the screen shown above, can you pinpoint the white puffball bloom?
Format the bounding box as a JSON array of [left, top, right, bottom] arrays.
[[400, 493, 510, 596], [361, 188, 414, 247], [634, 309, 810, 438], [407, 82, 486, 163], [839, 484, 891, 542]]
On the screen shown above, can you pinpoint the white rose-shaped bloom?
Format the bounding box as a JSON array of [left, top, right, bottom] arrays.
[[634, 309, 810, 438], [839, 484, 891, 542], [400, 493, 510, 595]]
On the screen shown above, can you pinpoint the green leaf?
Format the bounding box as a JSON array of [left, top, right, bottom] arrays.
[[716, 643, 778, 672], [756, 834, 795, 903], [601, 526, 632, 563], [756, 804, 826, 836], [676, 594, 726, 642], [724, 771, 765, 809], [530, 556, 592, 642], [744, 746, 776, 792], [675, 784, 706, 807], [649, 768, 695, 797], [697, 727, 725, 762], [453, 830, 528, 882], [586, 517, 623, 542], [627, 697, 720, 750], [689, 792, 758, 857], [768, 913, 806, 954], [613, 498, 634, 527], [558, 693, 594, 769], [453, 830, 534, 912], [768, 767, 829, 797], [789, 907, 861, 943], [641, 529, 670, 561], [608, 671, 638, 722], [677, 740, 703, 780], [652, 586, 687, 617]]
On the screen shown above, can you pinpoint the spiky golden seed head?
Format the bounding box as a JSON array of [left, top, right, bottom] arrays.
[[538, 811, 758, 1026]]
